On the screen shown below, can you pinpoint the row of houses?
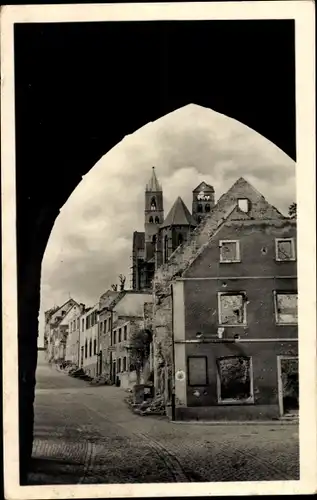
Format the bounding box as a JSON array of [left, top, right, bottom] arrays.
[[44, 170, 298, 421]]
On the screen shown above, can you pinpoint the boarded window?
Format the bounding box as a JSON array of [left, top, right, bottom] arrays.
[[217, 356, 252, 402], [220, 240, 240, 262], [276, 238, 295, 261], [188, 356, 208, 386], [219, 293, 247, 325], [275, 292, 298, 324]]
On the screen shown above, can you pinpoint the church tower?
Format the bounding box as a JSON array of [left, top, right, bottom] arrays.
[[144, 167, 164, 262], [192, 181, 215, 224]]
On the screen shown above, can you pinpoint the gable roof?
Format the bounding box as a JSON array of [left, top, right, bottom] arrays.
[[146, 167, 162, 192], [193, 181, 215, 193], [160, 197, 197, 229]]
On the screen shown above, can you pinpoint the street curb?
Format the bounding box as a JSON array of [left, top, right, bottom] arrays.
[[170, 420, 299, 426]]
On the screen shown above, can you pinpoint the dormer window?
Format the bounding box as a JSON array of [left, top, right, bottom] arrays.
[[238, 198, 251, 213]]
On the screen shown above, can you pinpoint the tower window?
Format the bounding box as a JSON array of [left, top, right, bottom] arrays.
[[205, 204, 211, 213], [197, 204, 203, 213], [152, 234, 157, 244], [150, 197, 157, 211], [149, 216, 153, 223], [155, 216, 160, 224], [164, 235, 168, 263], [178, 233, 183, 246]]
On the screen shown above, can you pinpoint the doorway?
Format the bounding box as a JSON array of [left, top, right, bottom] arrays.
[[277, 356, 299, 416]]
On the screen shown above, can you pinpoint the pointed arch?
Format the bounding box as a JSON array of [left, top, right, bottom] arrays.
[[155, 216, 160, 224], [149, 216, 154, 223], [205, 204, 211, 213], [150, 197, 157, 211], [197, 204, 203, 213]]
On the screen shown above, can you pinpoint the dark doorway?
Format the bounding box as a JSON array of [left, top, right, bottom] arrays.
[[279, 357, 299, 415]]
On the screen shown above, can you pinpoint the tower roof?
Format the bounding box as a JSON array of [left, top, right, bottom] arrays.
[[193, 181, 215, 193], [146, 167, 162, 192], [160, 197, 197, 228]]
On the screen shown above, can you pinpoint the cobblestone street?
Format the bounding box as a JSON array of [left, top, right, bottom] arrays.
[[29, 354, 300, 484]]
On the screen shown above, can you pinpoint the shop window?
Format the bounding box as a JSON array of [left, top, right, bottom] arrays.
[[274, 292, 298, 324], [219, 240, 240, 263], [275, 238, 296, 261], [217, 356, 253, 403], [218, 292, 247, 325], [188, 356, 208, 386]]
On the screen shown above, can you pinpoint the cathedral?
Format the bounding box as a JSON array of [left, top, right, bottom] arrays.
[[131, 167, 215, 290]]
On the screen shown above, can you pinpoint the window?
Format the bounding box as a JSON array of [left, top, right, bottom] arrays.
[[219, 240, 240, 263], [89, 339, 92, 357], [124, 325, 128, 340], [113, 330, 116, 344], [164, 235, 168, 263], [155, 216, 160, 224], [118, 358, 122, 373], [152, 234, 157, 244], [205, 203, 210, 213], [217, 356, 253, 403], [94, 338, 97, 355], [85, 340, 87, 359], [118, 328, 122, 342], [238, 198, 250, 212], [218, 292, 247, 325], [274, 292, 298, 324], [82, 318, 85, 331], [86, 317, 89, 329], [178, 233, 183, 246], [188, 356, 208, 386], [197, 204, 203, 213], [275, 238, 296, 261], [149, 216, 153, 223], [123, 357, 127, 371], [100, 321, 103, 333], [150, 197, 156, 211], [77, 318, 80, 329]]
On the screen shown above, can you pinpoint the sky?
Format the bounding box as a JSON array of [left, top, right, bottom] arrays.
[[39, 103, 296, 345]]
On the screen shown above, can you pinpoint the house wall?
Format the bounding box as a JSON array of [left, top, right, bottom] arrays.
[[80, 306, 99, 378]]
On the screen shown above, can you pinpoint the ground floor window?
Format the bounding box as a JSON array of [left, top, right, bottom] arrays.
[[187, 356, 208, 386], [217, 356, 253, 403]]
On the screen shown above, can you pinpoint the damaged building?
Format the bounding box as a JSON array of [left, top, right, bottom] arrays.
[[152, 177, 298, 420]]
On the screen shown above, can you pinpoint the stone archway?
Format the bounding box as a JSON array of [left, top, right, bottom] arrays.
[[14, 20, 295, 483]]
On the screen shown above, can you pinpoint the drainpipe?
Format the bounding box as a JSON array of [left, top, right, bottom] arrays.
[[171, 283, 176, 421]]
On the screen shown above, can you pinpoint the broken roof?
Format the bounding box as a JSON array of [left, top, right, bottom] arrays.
[[193, 181, 215, 193], [160, 196, 197, 229]]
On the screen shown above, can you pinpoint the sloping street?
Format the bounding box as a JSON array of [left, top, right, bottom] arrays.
[[29, 352, 300, 484]]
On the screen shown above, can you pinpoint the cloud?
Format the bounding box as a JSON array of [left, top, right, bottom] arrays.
[[39, 103, 296, 343]]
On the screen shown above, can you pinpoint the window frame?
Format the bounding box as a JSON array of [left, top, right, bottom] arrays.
[[275, 237, 296, 262], [219, 240, 241, 263], [218, 291, 247, 327], [187, 355, 208, 387], [274, 290, 298, 326], [216, 355, 254, 405]]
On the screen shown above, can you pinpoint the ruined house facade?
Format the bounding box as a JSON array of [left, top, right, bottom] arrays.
[[152, 177, 298, 420], [44, 298, 79, 362]]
